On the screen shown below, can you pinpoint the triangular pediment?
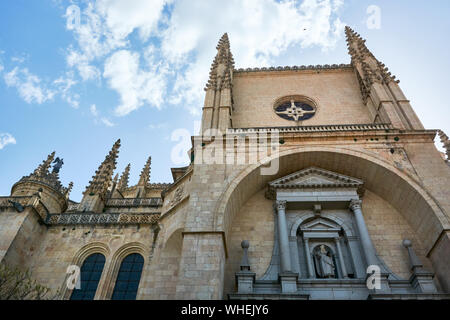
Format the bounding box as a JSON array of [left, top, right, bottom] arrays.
[[268, 167, 363, 189], [301, 218, 341, 232]]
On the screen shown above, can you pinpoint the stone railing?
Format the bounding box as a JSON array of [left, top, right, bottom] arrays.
[[46, 212, 160, 225], [227, 123, 392, 134]]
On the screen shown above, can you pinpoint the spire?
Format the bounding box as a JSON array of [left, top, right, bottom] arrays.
[[138, 156, 151, 186], [205, 33, 235, 91], [345, 26, 398, 86], [84, 139, 121, 199], [117, 163, 131, 191]]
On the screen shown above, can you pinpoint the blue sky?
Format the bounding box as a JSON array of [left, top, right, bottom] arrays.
[[1, 0, 449, 202]]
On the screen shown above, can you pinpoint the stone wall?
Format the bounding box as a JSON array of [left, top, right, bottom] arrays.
[[232, 69, 371, 128], [28, 224, 154, 299]]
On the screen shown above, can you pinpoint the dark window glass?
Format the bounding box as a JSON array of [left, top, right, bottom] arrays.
[[111, 253, 144, 300], [70, 253, 105, 300]]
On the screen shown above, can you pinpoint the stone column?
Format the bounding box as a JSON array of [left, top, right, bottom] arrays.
[[349, 199, 378, 267], [303, 238, 315, 278], [276, 200, 291, 272], [334, 237, 348, 279]]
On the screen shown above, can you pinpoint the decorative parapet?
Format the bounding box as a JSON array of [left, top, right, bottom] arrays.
[[106, 197, 163, 207], [234, 64, 352, 73], [46, 212, 160, 225], [227, 123, 392, 134]]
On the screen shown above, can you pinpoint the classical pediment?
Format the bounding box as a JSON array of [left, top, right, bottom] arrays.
[[268, 167, 363, 189], [300, 218, 341, 232]]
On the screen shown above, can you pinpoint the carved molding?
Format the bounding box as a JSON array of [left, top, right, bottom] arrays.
[[46, 212, 160, 225]]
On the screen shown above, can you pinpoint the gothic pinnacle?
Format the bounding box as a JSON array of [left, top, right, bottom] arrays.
[[84, 139, 121, 199], [33, 151, 56, 176], [345, 26, 399, 85], [65, 182, 73, 198], [138, 156, 152, 186], [205, 32, 235, 91], [118, 163, 131, 191]]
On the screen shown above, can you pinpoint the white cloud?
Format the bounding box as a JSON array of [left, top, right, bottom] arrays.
[[96, 0, 167, 41], [90, 103, 115, 127], [61, 0, 345, 116], [0, 133, 17, 150], [100, 118, 115, 127], [162, 0, 345, 113], [103, 49, 167, 116], [53, 73, 80, 108], [90, 104, 99, 116], [65, 0, 167, 81], [148, 122, 167, 130], [4, 67, 56, 104]]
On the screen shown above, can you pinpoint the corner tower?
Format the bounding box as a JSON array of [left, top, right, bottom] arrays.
[[201, 33, 235, 135], [345, 26, 424, 130]]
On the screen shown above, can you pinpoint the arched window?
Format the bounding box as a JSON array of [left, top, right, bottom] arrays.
[[70, 253, 105, 300], [111, 253, 144, 300]]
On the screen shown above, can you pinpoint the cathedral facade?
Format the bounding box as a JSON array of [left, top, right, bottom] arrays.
[[1, 27, 450, 300]]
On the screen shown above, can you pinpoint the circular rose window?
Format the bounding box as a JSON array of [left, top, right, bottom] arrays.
[[274, 97, 316, 122]]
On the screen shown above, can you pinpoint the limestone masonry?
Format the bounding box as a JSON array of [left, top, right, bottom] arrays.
[[1, 27, 450, 300]]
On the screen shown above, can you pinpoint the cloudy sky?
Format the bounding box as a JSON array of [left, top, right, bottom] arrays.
[[1, 0, 449, 201]]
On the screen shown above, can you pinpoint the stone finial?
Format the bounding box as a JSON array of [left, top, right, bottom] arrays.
[[205, 33, 235, 91], [138, 156, 151, 186], [84, 139, 121, 200], [240, 240, 251, 271], [402, 239, 438, 293], [117, 163, 130, 192], [402, 239, 424, 272], [437, 130, 450, 160]]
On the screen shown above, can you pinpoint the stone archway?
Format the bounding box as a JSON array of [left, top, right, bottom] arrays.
[[216, 146, 450, 292]]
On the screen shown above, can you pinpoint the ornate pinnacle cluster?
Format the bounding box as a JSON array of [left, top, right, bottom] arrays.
[[205, 33, 235, 91], [117, 163, 131, 192], [438, 130, 450, 160], [32, 152, 55, 176], [84, 139, 121, 199], [138, 156, 151, 186], [345, 26, 398, 85], [18, 151, 70, 195]]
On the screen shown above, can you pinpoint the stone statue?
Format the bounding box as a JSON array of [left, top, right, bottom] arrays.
[[52, 157, 64, 174], [314, 245, 335, 278]]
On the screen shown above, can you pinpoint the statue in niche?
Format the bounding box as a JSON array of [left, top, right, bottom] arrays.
[[313, 245, 336, 278]]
